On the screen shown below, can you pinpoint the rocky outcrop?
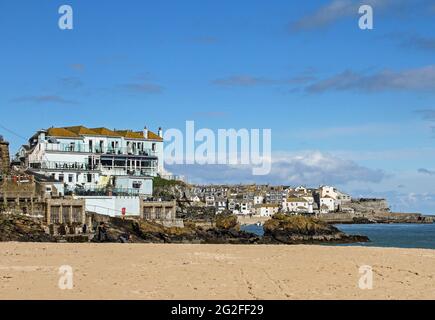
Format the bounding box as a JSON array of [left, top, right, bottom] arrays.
[[90, 216, 261, 244], [262, 214, 369, 244], [346, 198, 390, 214], [152, 177, 187, 199], [215, 214, 239, 231], [0, 214, 55, 242], [0, 212, 368, 245], [319, 212, 433, 224]]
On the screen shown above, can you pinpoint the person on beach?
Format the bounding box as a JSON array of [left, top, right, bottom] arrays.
[[118, 233, 131, 243], [97, 222, 107, 242]]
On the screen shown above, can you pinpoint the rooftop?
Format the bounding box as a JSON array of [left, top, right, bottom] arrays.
[[46, 126, 163, 141], [287, 197, 308, 202]]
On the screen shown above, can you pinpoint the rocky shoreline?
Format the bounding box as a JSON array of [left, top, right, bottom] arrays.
[[261, 214, 369, 244], [0, 213, 369, 245], [318, 212, 434, 225]]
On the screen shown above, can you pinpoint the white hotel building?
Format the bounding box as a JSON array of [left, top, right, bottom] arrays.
[[16, 125, 164, 197]]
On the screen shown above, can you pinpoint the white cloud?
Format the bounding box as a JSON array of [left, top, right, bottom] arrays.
[[306, 65, 435, 93], [167, 150, 386, 186], [290, 0, 403, 31]]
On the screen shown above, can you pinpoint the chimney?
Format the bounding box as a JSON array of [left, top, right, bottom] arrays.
[[0, 137, 10, 175], [158, 127, 163, 138], [143, 126, 148, 139]]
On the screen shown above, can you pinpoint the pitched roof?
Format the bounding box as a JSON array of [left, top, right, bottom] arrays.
[[115, 130, 144, 139], [115, 130, 163, 141], [45, 125, 163, 141], [147, 131, 163, 141], [287, 197, 307, 202], [322, 195, 334, 199], [47, 127, 80, 138], [90, 127, 122, 137], [63, 126, 97, 135]]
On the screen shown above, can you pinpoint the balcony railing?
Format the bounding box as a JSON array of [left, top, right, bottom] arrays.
[[29, 162, 157, 176], [65, 186, 141, 197], [29, 161, 100, 171], [45, 143, 157, 157]]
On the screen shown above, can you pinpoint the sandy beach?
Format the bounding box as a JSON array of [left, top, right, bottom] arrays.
[[0, 242, 434, 300]]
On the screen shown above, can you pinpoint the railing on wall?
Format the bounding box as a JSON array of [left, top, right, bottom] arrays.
[[29, 161, 100, 171], [45, 143, 157, 157], [65, 186, 141, 197]]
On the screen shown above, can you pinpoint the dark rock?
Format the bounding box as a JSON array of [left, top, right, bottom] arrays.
[[0, 214, 56, 242], [215, 213, 239, 231], [262, 213, 369, 244]]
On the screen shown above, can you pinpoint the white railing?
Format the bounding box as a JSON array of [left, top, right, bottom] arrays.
[[45, 143, 157, 157]]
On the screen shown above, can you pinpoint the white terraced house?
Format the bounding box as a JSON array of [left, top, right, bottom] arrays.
[[16, 125, 164, 196]]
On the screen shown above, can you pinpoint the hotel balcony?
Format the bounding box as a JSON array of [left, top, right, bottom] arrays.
[[101, 167, 157, 177], [29, 161, 100, 171], [65, 186, 141, 197], [45, 143, 157, 157]]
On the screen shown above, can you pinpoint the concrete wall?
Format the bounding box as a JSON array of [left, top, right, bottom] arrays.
[[78, 196, 141, 217], [115, 176, 153, 195], [45, 198, 86, 225]]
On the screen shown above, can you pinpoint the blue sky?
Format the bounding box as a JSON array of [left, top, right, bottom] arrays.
[[1, 0, 435, 213]]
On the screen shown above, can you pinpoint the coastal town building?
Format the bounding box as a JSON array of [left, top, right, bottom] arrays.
[[254, 203, 279, 217], [266, 189, 286, 204], [253, 195, 264, 205], [16, 125, 165, 196], [205, 195, 215, 207], [320, 204, 330, 214], [214, 197, 227, 213], [282, 197, 313, 214], [295, 186, 307, 193], [2, 125, 185, 227], [189, 195, 201, 203], [320, 196, 336, 212]]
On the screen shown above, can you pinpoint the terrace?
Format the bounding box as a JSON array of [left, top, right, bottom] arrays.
[[45, 142, 157, 157]]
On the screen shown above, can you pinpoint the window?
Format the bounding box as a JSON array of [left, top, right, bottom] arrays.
[[68, 174, 73, 183], [87, 174, 92, 183], [132, 181, 142, 189], [59, 174, 64, 182], [152, 143, 156, 151]]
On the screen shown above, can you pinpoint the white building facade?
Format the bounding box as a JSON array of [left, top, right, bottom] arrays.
[[17, 125, 164, 196], [282, 197, 313, 214], [254, 204, 279, 217]]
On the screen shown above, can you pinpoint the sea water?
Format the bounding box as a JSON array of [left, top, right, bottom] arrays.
[[241, 223, 435, 249]]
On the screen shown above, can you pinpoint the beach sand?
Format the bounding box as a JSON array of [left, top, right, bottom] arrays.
[[0, 242, 434, 300]]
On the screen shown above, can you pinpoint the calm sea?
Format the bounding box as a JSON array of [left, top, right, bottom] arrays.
[[241, 223, 435, 249]]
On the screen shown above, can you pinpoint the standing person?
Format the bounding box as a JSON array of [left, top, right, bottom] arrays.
[[101, 222, 108, 241], [97, 222, 106, 241], [82, 224, 87, 234]]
